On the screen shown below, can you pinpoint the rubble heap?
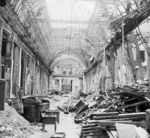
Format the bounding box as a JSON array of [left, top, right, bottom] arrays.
[[78, 84, 150, 138], [57, 83, 150, 138], [0, 104, 40, 138]]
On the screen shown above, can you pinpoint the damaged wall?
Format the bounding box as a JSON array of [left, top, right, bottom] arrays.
[[85, 27, 150, 93], [0, 16, 50, 98], [85, 60, 113, 93]]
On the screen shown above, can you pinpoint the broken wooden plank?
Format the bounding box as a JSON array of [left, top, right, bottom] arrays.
[[82, 129, 103, 134], [87, 120, 132, 124], [105, 116, 145, 121], [82, 127, 102, 131], [119, 100, 148, 109], [94, 112, 145, 120], [98, 120, 146, 128], [95, 116, 145, 122], [86, 120, 146, 128], [89, 112, 119, 117], [89, 112, 119, 119], [109, 101, 148, 111], [82, 123, 98, 128], [106, 131, 114, 138], [110, 131, 118, 138]]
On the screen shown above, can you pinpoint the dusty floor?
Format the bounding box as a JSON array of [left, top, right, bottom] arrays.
[[29, 95, 81, 138]]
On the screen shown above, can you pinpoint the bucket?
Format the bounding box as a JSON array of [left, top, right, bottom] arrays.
[[12, 98, 24, 114]]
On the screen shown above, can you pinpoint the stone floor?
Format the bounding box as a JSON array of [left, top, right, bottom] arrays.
[[29, 112, 81, 138], [29, 95, 81, 138]]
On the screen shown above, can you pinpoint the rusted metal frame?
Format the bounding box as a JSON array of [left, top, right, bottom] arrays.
[[14, 0, 23, 14], [19, 2, 51, 60], [99, 1, 117, 54], [24, 2, 54, 60], [85, 2, 107, 51], [30, 18, 54, 61], [135, 26, 150, 56], [1, 4, 26, 36], [86, 0, 99, 33], [105, 6, 150, 57], [0, 4, 50, 72], [118, 0, 126, 16]]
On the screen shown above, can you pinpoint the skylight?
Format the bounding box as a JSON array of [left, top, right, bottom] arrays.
[[46, 0, 96, 28]]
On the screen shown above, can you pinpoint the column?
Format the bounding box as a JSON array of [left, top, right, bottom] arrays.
[[148, 57, 150, 88], [0, 26, 3, 77], [18, 48, 22, 87], [83, 74, 87, 93], [5, 36, 12, 98], [10, 37, 14, 97], [59, 78, 62, 92]]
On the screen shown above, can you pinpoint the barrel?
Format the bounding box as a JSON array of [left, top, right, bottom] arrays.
[[12, 98, 24, 114], [24, 105, 36, 123], [0, 79, 6, 110], [35, 103, 41, 123], [22, 96, 36, 106]]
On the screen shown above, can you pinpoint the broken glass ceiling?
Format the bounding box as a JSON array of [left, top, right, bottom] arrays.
[[7, 0, 132, 72], [46, 0, 96, 29]]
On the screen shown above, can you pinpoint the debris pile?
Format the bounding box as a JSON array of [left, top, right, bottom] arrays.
[[80, 118, 148, 138], [56, 84, 150, 137], [79, 84, 150, 137], [0, 103, 40, 138]]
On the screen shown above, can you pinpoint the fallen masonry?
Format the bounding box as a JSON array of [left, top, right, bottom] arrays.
[[57, 84, 150, 138], [0, 103, 40, 138]]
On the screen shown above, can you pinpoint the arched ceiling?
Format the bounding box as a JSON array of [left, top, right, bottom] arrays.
[[51, 55, 86, 70], [8, 0, 135, 71], [53, 58, 84, 76], [49, 48, 89, 68]]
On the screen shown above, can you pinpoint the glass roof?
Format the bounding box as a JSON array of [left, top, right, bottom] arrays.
[[12, 0, 130, 70], [46, 0, 96, 28]]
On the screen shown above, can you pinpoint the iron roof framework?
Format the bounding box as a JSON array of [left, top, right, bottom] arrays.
[[5, 0, 141, 73]]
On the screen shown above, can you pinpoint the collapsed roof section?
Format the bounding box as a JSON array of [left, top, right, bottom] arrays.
[[106, 0, 150, 59]]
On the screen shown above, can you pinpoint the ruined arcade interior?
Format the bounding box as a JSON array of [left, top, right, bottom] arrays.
[[1, 0, 150, 138]]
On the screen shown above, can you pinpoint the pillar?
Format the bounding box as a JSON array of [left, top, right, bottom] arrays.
[[112, 56, 115, 90], [10, 37, 14, 97], [148, 57, 150, 88], [0, 25, 3, 78], [59, 78, 62, 92], [83, 74, 87, 93], [5, 36, 12, 98], [18, 48, 22, 88]]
